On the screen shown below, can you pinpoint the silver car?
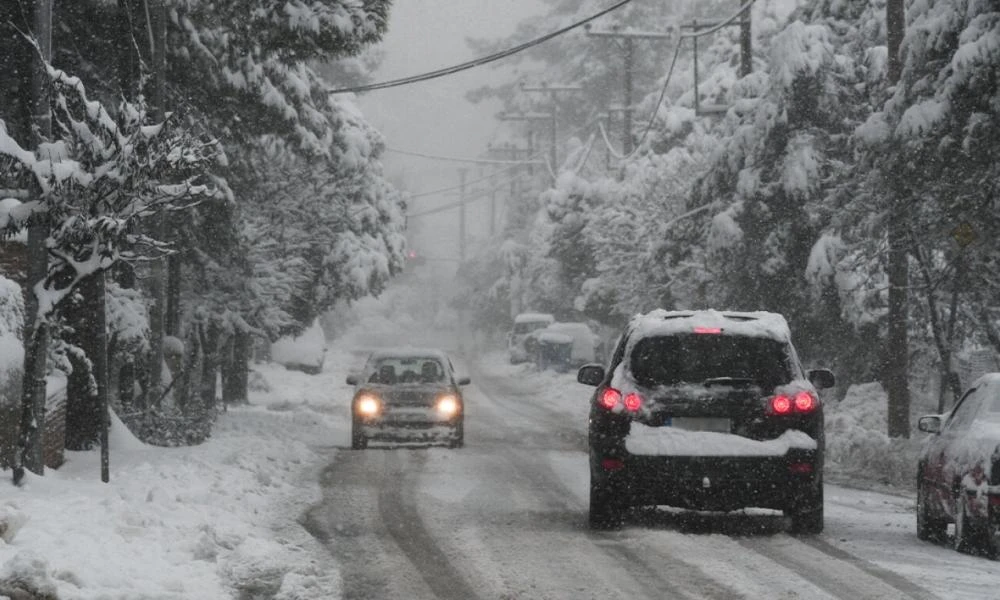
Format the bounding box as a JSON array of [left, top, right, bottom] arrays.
[[347, 349, 470, 449]]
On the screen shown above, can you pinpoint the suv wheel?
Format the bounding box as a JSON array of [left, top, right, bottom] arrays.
[[916, 477, 947, 542], [954, 493, 989, 554], [787, 482, 824, 534], [448, 421, 465, 449], [351, 420, 367, 450], [589, 479, 624, 530]]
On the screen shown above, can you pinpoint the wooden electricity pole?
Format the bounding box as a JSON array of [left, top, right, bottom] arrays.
[[585, 25, 672, 154], [740, 3, 752, 77], [520, 82, 583, 168], [885, 0, 910, 438], [458, 168, 467, 262], [498, 111, 551, 180]]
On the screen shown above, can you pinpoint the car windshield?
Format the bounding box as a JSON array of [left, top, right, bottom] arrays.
[[368, 356, 445, 384], [629, 334, 792, 389]]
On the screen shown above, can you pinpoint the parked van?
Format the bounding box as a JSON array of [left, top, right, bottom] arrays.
[[507, 312, 555, 363], [527, 322, 602, 369]]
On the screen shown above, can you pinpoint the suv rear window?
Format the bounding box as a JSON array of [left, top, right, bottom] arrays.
[[629, 334, 792, 389]]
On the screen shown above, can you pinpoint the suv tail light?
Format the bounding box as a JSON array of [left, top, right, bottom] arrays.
[[793, 391, 816, 412], [770, 394, 792, 415], [600, 388, 621, 410], [599, 387, 643, 412], [623, 392, 643, 412], [768, 391, 817, 415]]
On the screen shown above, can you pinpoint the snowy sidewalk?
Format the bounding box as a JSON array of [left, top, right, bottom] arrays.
[[0, 355, 356, 600]]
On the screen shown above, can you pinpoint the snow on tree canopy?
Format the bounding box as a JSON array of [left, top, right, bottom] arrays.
[[769, 21, 834, 91], [0, 276, 24, 395], [0, 198, 28, 242]]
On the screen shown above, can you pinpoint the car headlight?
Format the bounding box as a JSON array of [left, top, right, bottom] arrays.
[[435, 395, 460, 418], [356, 394, 381, 417]]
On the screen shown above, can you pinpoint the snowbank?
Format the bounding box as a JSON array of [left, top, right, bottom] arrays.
[[0, 344, 359, 599], [825, 382, 923, 489]]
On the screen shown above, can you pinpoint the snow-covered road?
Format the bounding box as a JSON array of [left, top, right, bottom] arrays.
[[303, 356, 999, 600]]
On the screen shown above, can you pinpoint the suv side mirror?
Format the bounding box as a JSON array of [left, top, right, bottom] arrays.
[[346, 375, 359, 386], [577, 364, 605, 386], [457, 376, 471, 386], [807, 368, 835, 390], [918, 415, 942, 434]]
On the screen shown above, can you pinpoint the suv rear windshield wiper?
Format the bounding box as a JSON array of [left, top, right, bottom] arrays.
[[702, 377, 756, 387]]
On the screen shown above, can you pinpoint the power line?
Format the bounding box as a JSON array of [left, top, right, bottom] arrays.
[[405, 107, 606, 211], [326, 0, 637, 95], [407, 163, 526, 199], [386, 147, 541, 166], [408, 171, 531, 217], [597, 0, 755, 162]]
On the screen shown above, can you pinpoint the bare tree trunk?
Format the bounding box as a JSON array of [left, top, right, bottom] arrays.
[[65, 277, 102, 450], [886, 216, 911, 438], [222, 329, 250, 405], [94, 271, 110, 482], [198, 319, 221, 412], [166, 250, 181, 336], [884, 0, 909, 438], [145, 0, 168, 406], [913, 248, 964, 413], [14, 0, 53, 484]]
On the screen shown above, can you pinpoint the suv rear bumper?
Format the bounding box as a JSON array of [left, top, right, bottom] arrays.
[[593, 451, 821, 512]]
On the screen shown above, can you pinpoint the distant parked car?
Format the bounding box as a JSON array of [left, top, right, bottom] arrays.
[[507, 312, 555, 363], [916, 373, 1000, 557], [531, 322, 604, 367], [270, 320, 326, 374], [347, 348, 469, 449], [578, 309, 834, 531]]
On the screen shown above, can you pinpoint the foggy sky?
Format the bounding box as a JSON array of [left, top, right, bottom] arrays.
[[357, 0, 546, 264]]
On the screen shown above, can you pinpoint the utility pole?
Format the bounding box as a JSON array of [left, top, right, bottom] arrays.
[[585, 25, 672, 154], [458, 168, 467, 262], [489, 168, 497, 236], [520, 82, 583, 171], [740, 3, 752, 77], [683, 1, 754, 115], [488, 141, 533, 232], [15, 0, 53, 484], [498, 111, 552, 180], [886, 0, 910, 438]]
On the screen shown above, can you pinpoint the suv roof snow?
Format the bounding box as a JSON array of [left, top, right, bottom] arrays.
[[628, 309, 791, 343]]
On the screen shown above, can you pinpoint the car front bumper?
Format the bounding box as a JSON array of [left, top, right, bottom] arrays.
[[358, 407, 461, 441]]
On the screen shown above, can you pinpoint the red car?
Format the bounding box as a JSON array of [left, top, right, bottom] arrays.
[[916, 373, 1000, 557]]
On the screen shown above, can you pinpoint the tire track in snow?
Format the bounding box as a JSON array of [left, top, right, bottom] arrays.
[[303, 450, 436, 599], [797, 536, 940, 600], [737, 536, 938, 600], [511, 446, 752, 600], [377, 451, 485, 600]]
